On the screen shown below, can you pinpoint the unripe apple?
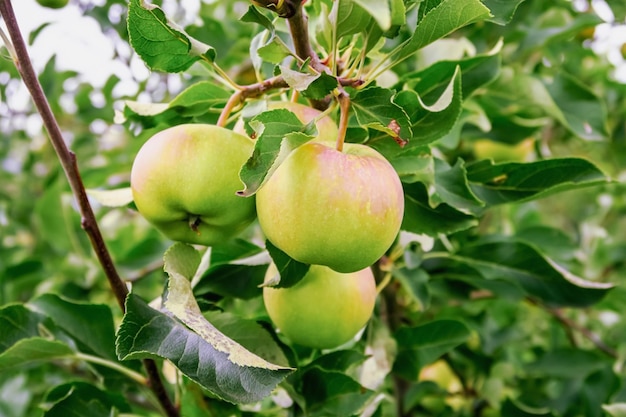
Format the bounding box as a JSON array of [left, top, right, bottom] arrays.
[[235, 101, 338, 142], [256, 142, 404, 273], [36, 0, 69, 8], [130, 124, 256, 246], [263, 263, 377, 349]]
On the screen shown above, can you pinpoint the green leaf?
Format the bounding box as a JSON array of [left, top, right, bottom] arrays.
[[440, 240, 614, 307], [481, 0, 527, 25], [116, 294, 293, 404], [333, 0, 373, 39], [351, 87, 412, 143], [402, 182, 478, 235], [393, 320, 471, 380], [163, 242, 202, 283], [127, 0, 215, 73], [205, 311, 291, 368], [297, 367, 375, 417], [353, 0, 391, 31], [394, 0, 491, 64], [29, 294, 117, 360], [466, 158, 610, 206], [258, 37, 292, 64], [393, 267, 431, 311], [44, 381, 130, 417], [543, 72, 609, 141], [264, 240, 310, 289], [194, 240, 268, 300], [525, 348, 609, 379], [0, 338, 74, 372], [433, 158, 484, 213], [238, 109, 317, 196]]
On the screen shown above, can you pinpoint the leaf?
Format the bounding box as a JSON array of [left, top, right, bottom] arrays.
[[481, 0, 527, 25], [402, 182, 478, 235], [394, 0, 491, 64], [351, 87, 412, 143], [543, 72, 609, 141], [29, 294, 118, 360], [163, 242, 202, 283], [0, 338, 74, 372], [264, 240, 310, 289], [238, 109, 317, 196], [393, 267, 431, 311], [296, 368, 375, 417], [466, 158, 610, 205], [44, 381, 130, 417], [525, 348, 609, 379], [433, 158, 484, 213], [353, 0, 391, 31], [127, 0, 215, 73], [116, 293, 292, 404], [332, 0, 373, 39], [438, 240, 614, 307], [86, 187, 134, 207], [194, 240, 268, 300], [258, 37, 292, 64], [393, 320, 471, 380]]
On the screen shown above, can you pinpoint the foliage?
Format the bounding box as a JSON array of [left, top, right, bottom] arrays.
[[1, 0, 626, 416]]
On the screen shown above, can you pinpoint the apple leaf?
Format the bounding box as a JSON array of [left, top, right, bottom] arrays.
[[117, 295, 292, 404], [332, 0, 373, 39], [127, 0, 215, 73], [264, 240, 310, 289], [424, 240, 614, 307], [294, 367, 376, 417], [43, 381, 131, 417], [117, 243, 292, 404], [352, 0, 391, 31], [0, 338, 74, 372], [238, 109, 317, 197], [394, 0, 491, 65], [482, 0, 527, 25], [351, 87, 412, 144], [29, 294, 118, 361], [543, 72, 609, 141], [195, 240, 269, 300], [402, 182, 478, 236], [433, 158, 484, 213], [467, 158, 610, 205], [393, 320, 471, 380]]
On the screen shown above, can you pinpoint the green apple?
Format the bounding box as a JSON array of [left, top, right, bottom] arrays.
[[263, 263, 377, 349], [235, 101, 338, 142], [130, 124, 256, 246], [473, 138, 535, 163], [256, 141, 404, 273], [36, 0, 69, 9]]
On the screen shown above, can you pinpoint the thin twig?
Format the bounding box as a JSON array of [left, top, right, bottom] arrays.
[[0, 2, 179, 416], [527, 299, 617, 358]]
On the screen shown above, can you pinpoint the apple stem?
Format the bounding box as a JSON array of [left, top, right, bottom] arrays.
[[0, 2, 180, 416], [217, 91, 243, 127], [336, 92, 350, 152]]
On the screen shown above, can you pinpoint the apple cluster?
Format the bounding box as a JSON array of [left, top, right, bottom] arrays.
[[130, 102, 405, 349]]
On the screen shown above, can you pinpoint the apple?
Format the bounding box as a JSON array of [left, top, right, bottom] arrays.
[[36, 0, 69, 9], [235, 101, 338, 142], [473, 138, 535, 163], [256, 141, 404, 273], [263, 263, 377, 349], [130, 124, 256, 246]]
